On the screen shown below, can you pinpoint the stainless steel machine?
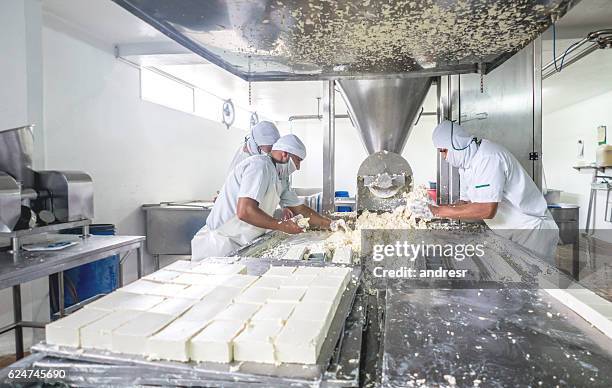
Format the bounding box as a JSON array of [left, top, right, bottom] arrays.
[[338, 77, 433, 212], [0, 125, 94, 237]]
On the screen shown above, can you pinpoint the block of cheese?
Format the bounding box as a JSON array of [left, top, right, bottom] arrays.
[[181, 284, 217, 300], [234, 287, 276, 305], [321, 266, 351, 279], [46, 308, 109, 347], [263, 266, 297, 277], [310, 275, 347, 291], [81, 310, 143, 350], [86, 291, 165, 312], [224, 274, 259, 291], [233, 321, 283, 363], [122, 280, 188, 298], [268, 287, 307, 304], [165, 260, 199, 272], [201, 286, 243, 305], [251, 302, 295, 325], [216, 303, 261, 321], [250, 276, 285, 290], [291, 301, 334, 330], [294, 266, 325, 276], [282, 275, 316, 288], [191, 263, 247, 275], [189, 320, 246, 363], [172, 272, 214, 286], [148, 297, 196, 317], [302, 287, 342, 310], [283, 245, 308, 261], [143, 269, 181, 283], [111, 312, 174, 355], [147, 318, 209, 361], [181, 301, 229, 322], [331, 246, 353, 264], [275, 319, 327, 364]]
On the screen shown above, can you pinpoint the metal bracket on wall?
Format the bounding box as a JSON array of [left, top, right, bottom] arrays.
[[529, 152, 540, 161]]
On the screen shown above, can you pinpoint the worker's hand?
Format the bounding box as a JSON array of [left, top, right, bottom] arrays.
[[281, 208, 294, 220], [277, 220, 304, 234]]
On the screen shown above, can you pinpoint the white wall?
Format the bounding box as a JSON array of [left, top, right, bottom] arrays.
[[543, 90, 612, 232], [43, 25, 248, 277]]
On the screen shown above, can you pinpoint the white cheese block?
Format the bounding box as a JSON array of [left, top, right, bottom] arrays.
[[251, 302, 295, 325], [234, 287, 276, 305], [165, 260, 199, 272], [172, 272, 214, 286], [124, 281, 188, 298], [275, 319, 326, 364], [268, 287, 307, 304], [224, 274, 259, 291], [310, 275, 347, 291], [147, 318, 210, 361], [216, 303, 261, 321], [191, 263, 247, 275], [545, 288, 612, 338], [293, 267, 326, 276], [283, 245, 308, 261], [332, 246, 353, 264], [321, 266, 351, 279], [46, 308, 109, 347], [143, 269, 181, 283], [181, 284, 217, 300], [148, 297, 196, 317], [81, 310, 143, 350], [181, 301, 229, 322], [85, 291, 165, 312], [111, 312, 174, 355], [282, 274, 317, 288], [250, 276, 285, 290], [233, 321, 283, 363], [302, 287, 342, 310], [263, 266, 297, 277], [201, 286, 243, 305], [291, 301, 334, 330], [189, 320, 246, 363]]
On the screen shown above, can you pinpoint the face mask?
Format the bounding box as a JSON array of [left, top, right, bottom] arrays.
[[287, 157, 297, 175]]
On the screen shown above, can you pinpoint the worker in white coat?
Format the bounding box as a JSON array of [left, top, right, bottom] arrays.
[[191, 134, 334, 260], [226, 120, 280, 174], [220, 120, 294, 220], [429, 120, 559, 263]]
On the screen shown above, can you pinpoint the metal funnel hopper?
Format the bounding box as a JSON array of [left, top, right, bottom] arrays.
[[337, 77, 433, 155]]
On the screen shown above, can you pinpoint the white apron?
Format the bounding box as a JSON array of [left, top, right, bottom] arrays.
[[191, 179, 281, 261], [485, 201, 559, 263]]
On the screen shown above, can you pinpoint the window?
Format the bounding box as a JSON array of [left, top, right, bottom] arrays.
[[139, 67, 259, 130]]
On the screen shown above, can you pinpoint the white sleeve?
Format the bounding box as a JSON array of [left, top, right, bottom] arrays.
[[468, 155, 506, 203]]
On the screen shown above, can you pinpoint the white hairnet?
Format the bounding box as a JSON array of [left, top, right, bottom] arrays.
[[432, 120, 479, 169], [246, 121, 280, 154], [272, 134, 307, 160]]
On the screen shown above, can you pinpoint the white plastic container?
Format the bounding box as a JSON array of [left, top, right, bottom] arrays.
[[596, 145, 612, 167]]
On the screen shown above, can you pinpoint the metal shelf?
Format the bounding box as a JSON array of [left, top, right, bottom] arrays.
[[0, 219, 91, 238]]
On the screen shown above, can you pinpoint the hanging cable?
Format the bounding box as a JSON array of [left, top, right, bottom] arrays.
[[552, 23, 585, 73]]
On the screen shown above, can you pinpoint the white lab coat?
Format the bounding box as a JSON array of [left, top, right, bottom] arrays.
[[191, 155, 285, 261], [459, 140, 559, 262]]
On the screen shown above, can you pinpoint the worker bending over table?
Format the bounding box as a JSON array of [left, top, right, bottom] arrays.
[[429, 120, 559, 263], [192, 134, 334, 260]]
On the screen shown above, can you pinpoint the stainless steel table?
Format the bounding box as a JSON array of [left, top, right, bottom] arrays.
[[0, 235, 146, 360]]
